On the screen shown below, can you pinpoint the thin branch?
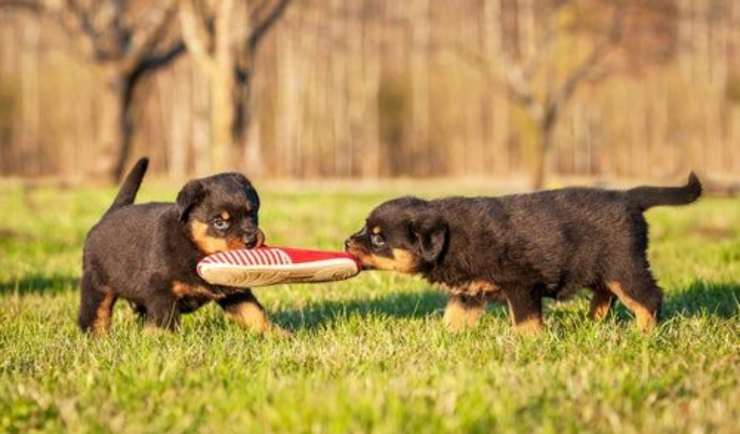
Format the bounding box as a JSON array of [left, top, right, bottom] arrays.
[[452, 41, 542, 118], [124, 0, 178, 72], [0, 0, 42, 12], [248, 0, 290, 51], [544, 5, 624, 128], [250, 0, 271, 24], [129, 39, 186, 86]]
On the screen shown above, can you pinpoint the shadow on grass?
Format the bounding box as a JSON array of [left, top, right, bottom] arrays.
[[663, 281, 739, 319], [276, 290, 447, 331], [275, 290, 513, 331], [0, 274, 79, 295], [277, 280, 739, 331]]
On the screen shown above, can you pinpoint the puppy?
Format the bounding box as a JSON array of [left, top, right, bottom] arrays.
[[346, 174, 702, 333], [80, 157, 280, 335]]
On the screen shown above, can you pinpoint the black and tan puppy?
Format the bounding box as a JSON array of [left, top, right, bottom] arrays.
[[80, 157, 280, 335], [346, 174, 702, 333]]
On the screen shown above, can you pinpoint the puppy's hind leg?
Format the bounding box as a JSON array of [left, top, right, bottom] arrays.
[[604, 258, 663, 331], [78, 273, 117, 336], [588, 283, 616, 321], [605, 277, 662, 331]]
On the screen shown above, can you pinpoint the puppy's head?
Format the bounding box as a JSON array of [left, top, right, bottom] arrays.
[[345, 197, 447, 273], [176, 173, 264, 255]]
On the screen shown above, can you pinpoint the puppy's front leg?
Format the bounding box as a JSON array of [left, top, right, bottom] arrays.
[[443, 294, 487, 332], [504, 289, 544, 334], [218, 291, 289, 336], [144, 295, 181, 331]]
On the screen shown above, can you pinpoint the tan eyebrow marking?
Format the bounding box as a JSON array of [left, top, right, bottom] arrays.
[[220, 211, 230, 220], [372, 226, 382, 234]]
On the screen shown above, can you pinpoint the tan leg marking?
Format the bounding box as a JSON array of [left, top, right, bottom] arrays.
[[143, 324, 168, 336], [506, 299, 544, 334], [606, 281, 657, 331], [223, 301, 289, 336], [443, 295, 487, 332], [589, 287, 615, 321], [513, 317, 544, 334], [92, 290, 116, 336]]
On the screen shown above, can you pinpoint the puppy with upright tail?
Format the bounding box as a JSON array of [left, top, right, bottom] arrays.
[[346, 174, 702, 333], [80, 157, 284, 335]]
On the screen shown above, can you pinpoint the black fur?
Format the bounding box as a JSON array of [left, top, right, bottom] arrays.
[[346, 173, 702, 332], [79, 157, 271, 334]]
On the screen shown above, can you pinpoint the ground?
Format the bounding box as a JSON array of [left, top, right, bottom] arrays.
[[0, 180, 738, 434]]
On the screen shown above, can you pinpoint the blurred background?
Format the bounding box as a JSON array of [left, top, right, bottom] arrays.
[[0, 0, 738, 189]]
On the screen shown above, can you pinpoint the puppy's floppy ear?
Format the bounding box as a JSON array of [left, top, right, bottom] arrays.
[[176, 180, 205, 222], [409, 213, 448, 263]]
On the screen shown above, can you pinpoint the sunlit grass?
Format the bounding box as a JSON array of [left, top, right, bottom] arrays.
[[0, 181, 738, 434]]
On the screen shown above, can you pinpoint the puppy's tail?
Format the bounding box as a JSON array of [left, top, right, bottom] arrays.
[[108, 157, 149, 213], [626, 172, 702, 211]]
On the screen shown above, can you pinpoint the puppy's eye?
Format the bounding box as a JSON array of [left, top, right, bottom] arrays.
[[212, 218, 230, 231], [370, 233, 385, 247]]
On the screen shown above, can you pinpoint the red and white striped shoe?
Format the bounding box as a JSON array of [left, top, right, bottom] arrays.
[[196, 247, 362, 288]]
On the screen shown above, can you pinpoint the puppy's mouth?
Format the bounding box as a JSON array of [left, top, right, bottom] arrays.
[[245, 229, 266, 249], [344, 242, 375, 269]]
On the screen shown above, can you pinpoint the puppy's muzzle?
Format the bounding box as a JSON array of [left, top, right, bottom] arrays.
[[344, 237, 365, 256], [344, 237, 358, 252], [244, 229, 266, 249]]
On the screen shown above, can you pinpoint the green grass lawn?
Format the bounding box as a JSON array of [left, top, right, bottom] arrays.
[[1, 180, 738, 434]]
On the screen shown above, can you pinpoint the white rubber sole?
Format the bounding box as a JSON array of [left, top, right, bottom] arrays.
[[197, 258, 360, 288]]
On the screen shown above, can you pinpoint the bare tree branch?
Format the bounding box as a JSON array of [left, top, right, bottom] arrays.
[[123, 0, 178, 71], [0, 0, 42, 12], [543, 5, 624, 129], [451, 42, 543, 120], [133, 40, 186, 78], [64, 0, 119, 60], [248, 0, 290, 51]]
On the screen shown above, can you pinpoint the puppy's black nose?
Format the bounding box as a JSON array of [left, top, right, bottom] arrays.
[[243, 233, 258, 248]]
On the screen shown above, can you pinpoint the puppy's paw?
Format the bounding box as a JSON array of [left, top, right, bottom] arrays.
[[266, 323, 293, 338], [512, 318, 544, 335]]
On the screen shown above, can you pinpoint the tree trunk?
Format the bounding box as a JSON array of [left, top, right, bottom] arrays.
[[98, 66, 135, 181], [531, 124, 552, 190], [209, 66, 235, 171]]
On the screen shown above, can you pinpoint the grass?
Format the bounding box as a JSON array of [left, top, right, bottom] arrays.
[[0, 180, 738, 434]]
